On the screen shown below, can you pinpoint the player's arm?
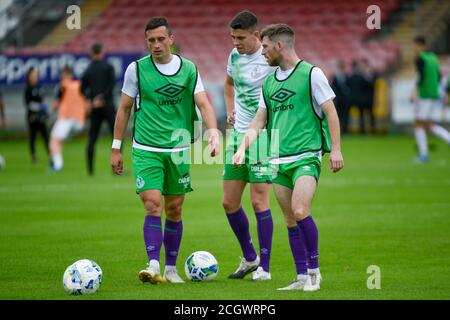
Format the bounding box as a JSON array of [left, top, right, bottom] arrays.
[[224, 75, 235, 126], [111, 93, 134, 175], [322, 100, 344, 172], [194, 92, 220, 156], [232, 106, 267, 166]]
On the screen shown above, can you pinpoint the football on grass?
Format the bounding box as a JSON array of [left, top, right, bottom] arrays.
[[185, 251, 218, 281], [63, 259, 103, 295]]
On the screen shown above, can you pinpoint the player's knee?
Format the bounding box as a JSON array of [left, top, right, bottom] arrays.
[[143, 198, 162, 216], [251, 198, 268, 213], [165, 203, 182, 221], [222, 199, 240, 213], [283, 214, 297, 227], [293, 206, 310, 220], [250, 189, 269, 212]]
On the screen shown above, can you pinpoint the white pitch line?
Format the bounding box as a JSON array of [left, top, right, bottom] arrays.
[[0, 177, 449, 193]]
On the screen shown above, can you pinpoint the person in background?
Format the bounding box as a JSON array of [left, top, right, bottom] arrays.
[[50, 66, 89, 172], [24, 67, 50, 164], [0, 90, 7, 129], [410, 36, 450, 163], [331, 61, 351, 134], [360, 58, 377, 134], [81, 42, 116, 176], [347, 60, 367, 134]]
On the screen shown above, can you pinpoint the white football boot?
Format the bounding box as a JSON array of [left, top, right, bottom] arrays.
[[139, 259, 166, 284], [305, 268, 322, 291], [251, 266, 272, 281], [276, 274, 313, 291], [163, 266, 185, 283], [228, 256, 260, 279]]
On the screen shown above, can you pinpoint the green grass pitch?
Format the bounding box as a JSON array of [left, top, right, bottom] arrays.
[[0, 135, 449, 299]]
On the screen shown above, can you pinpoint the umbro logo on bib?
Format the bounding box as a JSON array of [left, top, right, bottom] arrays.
[[270, 88, 296, 103], [155, 83, 186, 98]]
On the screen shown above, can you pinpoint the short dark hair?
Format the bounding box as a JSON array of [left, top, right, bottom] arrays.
[[414, 35, 426, 46], [90, 42, 103, 55], [145, 17, 172, 35], [229, 11, 258, 31], [61, 65, 73, 75], [260, 23, 295, 47]]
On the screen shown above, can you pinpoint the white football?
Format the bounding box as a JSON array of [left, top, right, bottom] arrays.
[[184, 251, 218, 281], [63, 259, 103, 295]]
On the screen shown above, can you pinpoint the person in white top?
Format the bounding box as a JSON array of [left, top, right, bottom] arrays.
[[223, 11, 276, 282]]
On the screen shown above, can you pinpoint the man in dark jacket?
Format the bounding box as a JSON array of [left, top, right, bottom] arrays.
[[360, 58, 377, 134], [81, 42, 116, 175], [331, 61, 351, 134], [347, 60, 367, 134]]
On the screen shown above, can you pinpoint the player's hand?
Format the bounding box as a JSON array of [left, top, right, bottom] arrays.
[[208, 129, 220, 157], [227, 111, 235, 126], [93, 96, 105, 109], [329, 149, 344, 173], [232, 147, 245, 167], [111, 149, 124, 175]]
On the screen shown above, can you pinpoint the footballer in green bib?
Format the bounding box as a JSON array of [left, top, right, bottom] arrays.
[[131, 54, 198, 194], [262, 60, 331, 186]]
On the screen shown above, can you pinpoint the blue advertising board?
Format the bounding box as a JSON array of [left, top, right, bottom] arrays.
[[0, 52, 144, 85]]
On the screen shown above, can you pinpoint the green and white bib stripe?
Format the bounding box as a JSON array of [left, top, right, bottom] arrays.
[[418, 51, 440, 99], [262, 60, 331, 160], [227, 47, 275, 132], [133, 54, 198, 150]]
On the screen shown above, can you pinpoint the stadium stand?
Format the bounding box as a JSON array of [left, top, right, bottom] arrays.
[[0, 0, 83, 51], [387, 0, 450, 76], [2, 0, 404, 81], [62, 0, 403, 80], [0, 0, 20, 41]]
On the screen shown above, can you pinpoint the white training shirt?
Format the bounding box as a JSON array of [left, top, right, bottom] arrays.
[[122, 54, 205, 99], [227, 46, 276, 132]]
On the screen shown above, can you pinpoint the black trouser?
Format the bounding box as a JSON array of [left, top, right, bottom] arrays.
[[335, 98, 351, 134], [87, 106, 115, 175], [27, 118, 49, 158], [358, 103, 375, 134]]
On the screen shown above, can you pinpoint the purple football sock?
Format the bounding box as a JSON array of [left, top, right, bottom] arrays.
[[297, 216, 319, 269], [287, 226, 308, 275], [143, 215, 163, 262], [226, 207, 257, 262], [255, 209, 273, 272], [163, 219, 183, 266]]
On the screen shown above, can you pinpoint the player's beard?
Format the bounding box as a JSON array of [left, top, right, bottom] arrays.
[[267, 56, 280, 67]]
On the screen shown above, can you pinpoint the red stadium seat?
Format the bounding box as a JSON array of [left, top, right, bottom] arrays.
[[17, 0, 402, 81]]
